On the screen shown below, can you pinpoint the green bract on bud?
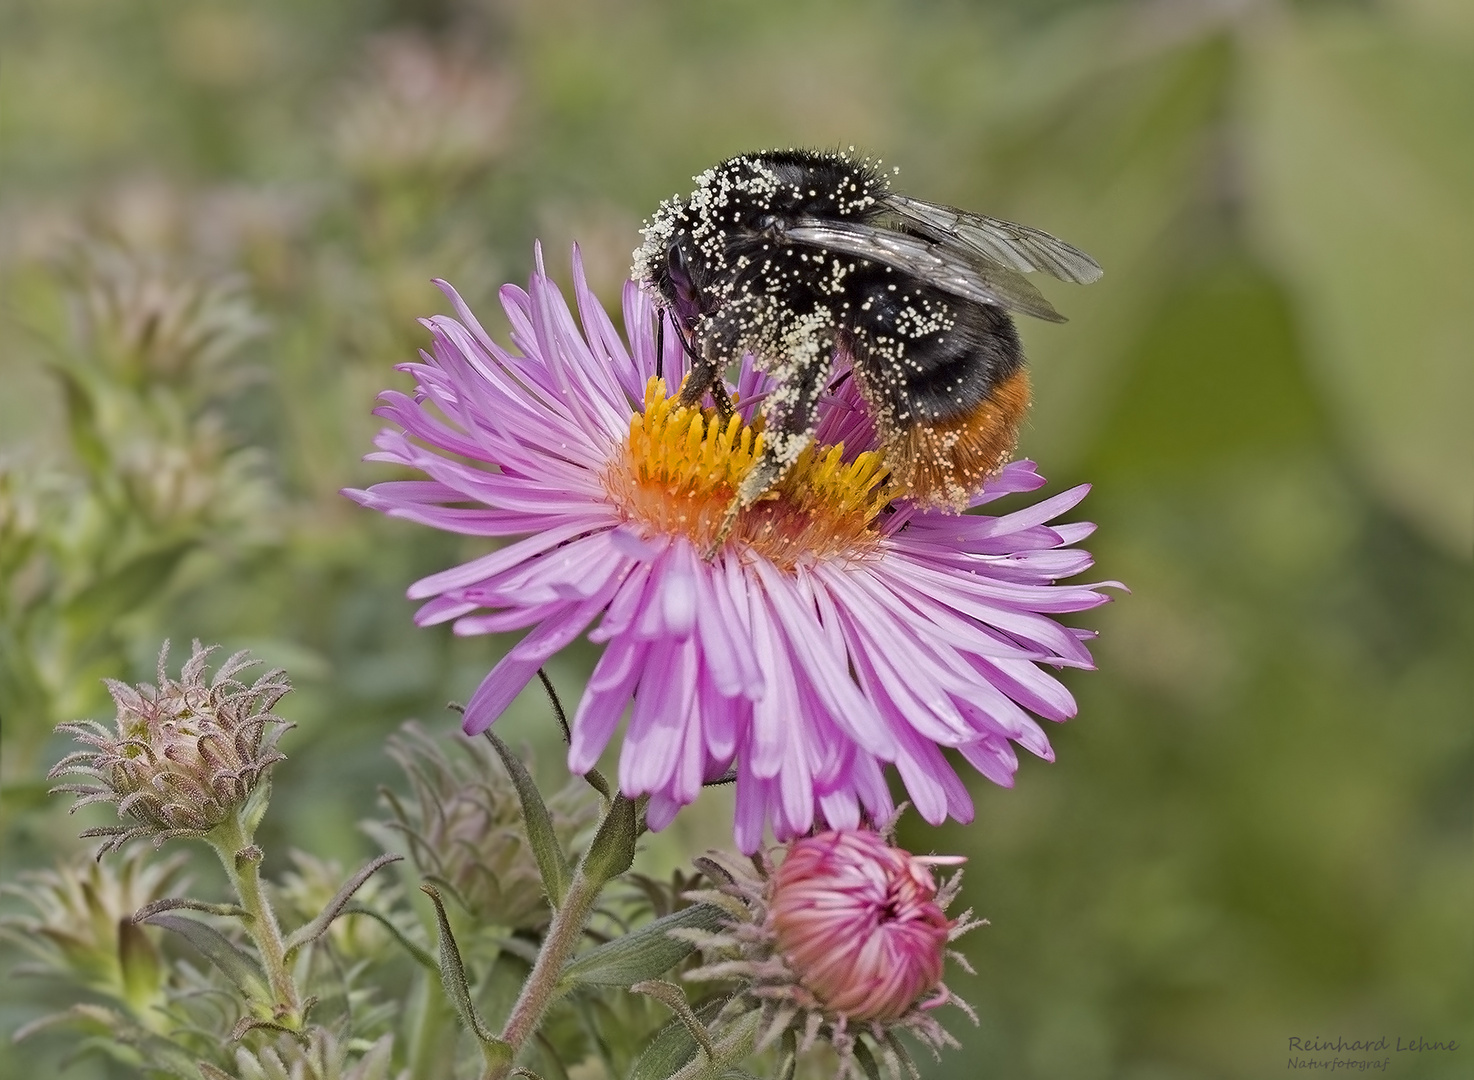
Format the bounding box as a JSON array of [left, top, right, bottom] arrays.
[[680, 828, 984, 1080], [0, 848, 186, 1015], [49, 640, 292, 853], [371, 723, 599, 929], [199, 1029, 394, 1080]]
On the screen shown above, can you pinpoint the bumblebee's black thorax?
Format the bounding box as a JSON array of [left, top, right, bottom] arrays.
[[713, 150, 890, 227], [637, 151, 893, 320]]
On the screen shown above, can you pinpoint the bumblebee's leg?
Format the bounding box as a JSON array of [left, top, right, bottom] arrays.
[[707, 345, 832, 556], [707, 378, 736, 417], [675, 337, 735, 418]]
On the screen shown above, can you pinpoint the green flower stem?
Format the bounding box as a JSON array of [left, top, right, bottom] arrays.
[[486, 862, 604, 1080], [667, 1009, 761, 1080], [209, 811, 303, 1025]]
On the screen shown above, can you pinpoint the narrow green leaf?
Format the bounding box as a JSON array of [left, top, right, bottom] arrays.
[[341, 903, 436, 969], [483, 730, 572, 908], [578, 792, 641, 887], [776, 1028, 798, 1080], [631, 979, 715, 1063], [852, 1036, 883, 1080], [49, 362, 111, 480], [283, 852, 403, 959], [140, 913, 269, 999], [560, 903, 728, 990], [16, 1003, 202, 1079], [12, 1003, 125, 1043], [420, 884, 507, 1054], [628, 997, 729, 1080], [487, 932, 543, 966], [117, 916, 163, 1007], [535, 668, 612, 799], [132, 897, 251, 921], [62, 541, 196, 625], [0, 624, 50, 739]]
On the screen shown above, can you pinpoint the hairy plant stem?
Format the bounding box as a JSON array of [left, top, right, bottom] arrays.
[[210, 812, 303, 1025], [486, 863, 605, 1080]]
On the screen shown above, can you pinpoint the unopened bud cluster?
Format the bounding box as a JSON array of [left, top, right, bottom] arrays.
[[373, 723, 599, 929], [49, 641, 291, 852], [331, 33, 514, 182], [66, 244, 265, 386]]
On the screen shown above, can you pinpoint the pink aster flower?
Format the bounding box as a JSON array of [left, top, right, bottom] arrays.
[[345, 245, 1114, 852]]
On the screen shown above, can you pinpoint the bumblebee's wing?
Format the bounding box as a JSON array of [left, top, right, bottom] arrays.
[[780, 218, 1067, 323], [882, 194, 1103, 285]]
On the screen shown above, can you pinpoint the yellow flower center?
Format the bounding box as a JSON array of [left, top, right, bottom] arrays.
[[604, 378, 897, 569]]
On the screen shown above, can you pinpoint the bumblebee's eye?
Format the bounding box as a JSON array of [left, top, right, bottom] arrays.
[[665, 243, 700, 313]]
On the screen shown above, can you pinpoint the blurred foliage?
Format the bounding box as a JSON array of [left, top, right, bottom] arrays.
[[0, 0, 1468, 1078]]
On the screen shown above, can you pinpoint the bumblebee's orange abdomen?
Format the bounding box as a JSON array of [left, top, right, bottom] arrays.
[[883, 369, 1031, 510]]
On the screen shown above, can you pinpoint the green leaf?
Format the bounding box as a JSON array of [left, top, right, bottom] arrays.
[[283, 852, 403, 960], [139, 912, 269, 1000], [627, 997, 729, 1080], [132, 897, 251, 921], [0, 624, 50, 742], [631, 979, 716, 1063], [776, 1028, 797, 1080], [117, 916, 164, 1008], [535, 668, 613, 799], [851, 1037, 883, 1080], [16, 1003, 202, 1079], [483, 730, 573, 908], [578, 792, 641, 887], [560, 903, 728, 990], [420, 884, 509, 1057], [62, 541, 196, 626], [341, 903, 436, 969], [47, 361, 111, 480]]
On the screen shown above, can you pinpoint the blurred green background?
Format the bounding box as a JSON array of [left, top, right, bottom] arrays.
[[1, 0, 1469, 1078]]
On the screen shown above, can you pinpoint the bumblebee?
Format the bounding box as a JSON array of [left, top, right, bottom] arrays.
[[632, 148, 1101, 536]]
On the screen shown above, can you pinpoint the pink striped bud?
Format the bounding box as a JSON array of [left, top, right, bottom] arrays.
[[768, 829, 961, 1023]]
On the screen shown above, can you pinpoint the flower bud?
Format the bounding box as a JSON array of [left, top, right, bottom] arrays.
[[330, 33, 514, 183], [0, 848, 186, 1012], [371, 723, 599, 929], [200, 1029, 393, 1080], [49, 641, 291, 852], [769, 829, 955, 1023], [64, 243, 265, 387], [680, 827, 978, 1078]]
